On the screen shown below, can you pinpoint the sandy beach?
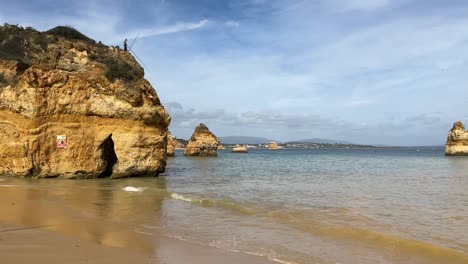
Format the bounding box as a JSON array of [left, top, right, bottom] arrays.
[[0, 221, 275, 264], [1, 150, 467, 264], [0, 178, 276, 264]]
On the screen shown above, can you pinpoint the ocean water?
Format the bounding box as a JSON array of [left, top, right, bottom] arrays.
[[0, 148, 467, 264]]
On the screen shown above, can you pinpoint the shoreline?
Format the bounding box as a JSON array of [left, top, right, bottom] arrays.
[[0, 220, 276, 264], [0, 178, 277, 264]]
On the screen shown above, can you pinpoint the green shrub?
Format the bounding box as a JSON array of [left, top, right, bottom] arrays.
[[0, 36, 25, 61], [25, 26, 37, 32], [46, 26, 94, 42], [100, 57, 139, 82], [0, 24, 48, 60], [34, 34, 49, 50], [88, 53, 98, 60]]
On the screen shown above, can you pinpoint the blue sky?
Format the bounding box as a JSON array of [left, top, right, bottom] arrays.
[[1, 0, 468, 145]]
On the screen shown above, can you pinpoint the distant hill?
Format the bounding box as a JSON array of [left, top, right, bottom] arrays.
[[220, 136, 276, 144], [288, 138, 354, 144]]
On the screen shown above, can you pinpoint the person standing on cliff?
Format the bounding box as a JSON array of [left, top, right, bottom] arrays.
[[124, 39, 128, 51]]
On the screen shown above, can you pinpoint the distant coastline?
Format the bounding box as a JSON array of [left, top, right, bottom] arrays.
[[174, 137, 445, 150]]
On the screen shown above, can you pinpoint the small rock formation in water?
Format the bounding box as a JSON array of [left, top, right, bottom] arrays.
[[268, 142, 280, 150], [445, 121, 468, 156], [217, 145, 226, 150], [166, 131, 176, 157], [232, 145, 248, 153], [0, 24, 170, 178], [184, 123, 220, 156]]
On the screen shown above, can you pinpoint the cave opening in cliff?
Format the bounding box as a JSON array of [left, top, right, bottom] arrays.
[[99, 134, 118, 178]]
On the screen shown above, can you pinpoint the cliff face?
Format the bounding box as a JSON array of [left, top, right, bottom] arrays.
[[166, 131, 175, 157], [174, 138, 187, 149], [184, 123, 219, 156], [0, 25, 170, 178], [445, 121, 468, 156]]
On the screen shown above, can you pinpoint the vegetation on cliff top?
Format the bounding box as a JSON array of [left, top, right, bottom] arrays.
[[100, 57, 140, 82], [46, 26, 95, 42], [0, 24, 140, 82]]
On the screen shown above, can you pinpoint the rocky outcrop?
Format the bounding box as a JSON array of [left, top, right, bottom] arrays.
[[268, 142, 279, 150], [166, 131, 175, 157], [184, 123, 219, 156], [217, 145, 226, 150], [232, 145, 248, 153], [174, 138, 187, 149], [0, 25, 170, 178], [445, 121, 468, 156]]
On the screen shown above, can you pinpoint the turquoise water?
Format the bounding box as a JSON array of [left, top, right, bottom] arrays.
[[0, 148, 467, 263], [160, 148, 468, 263]]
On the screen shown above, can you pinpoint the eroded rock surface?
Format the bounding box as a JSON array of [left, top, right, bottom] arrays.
[[0, 25, 170, 178], [184, 123, 219, 156], [166, 131, 175, 157], [445, 121, 468, 156]]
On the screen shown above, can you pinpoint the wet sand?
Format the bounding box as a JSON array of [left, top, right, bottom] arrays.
[[0, 221, 275, 264], [0, 177, 276, 264]]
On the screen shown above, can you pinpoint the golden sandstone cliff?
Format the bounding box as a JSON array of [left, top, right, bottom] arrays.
[[445, 121, 468, 156], [184, 123, 219, 156], [166, 131, 175, 157], [0, 25, 170, 178]]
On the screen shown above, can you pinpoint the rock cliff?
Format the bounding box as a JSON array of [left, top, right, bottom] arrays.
[[174, 138, 187, 149], [166, 131, 175, 157], [184, 123, 219, 156], [0, 25, 170, 178], [445, 121, 468, 156]]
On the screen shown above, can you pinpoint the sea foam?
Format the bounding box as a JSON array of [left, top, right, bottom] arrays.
[[171, 193, 192, 202], [122, 186, 146, 192]]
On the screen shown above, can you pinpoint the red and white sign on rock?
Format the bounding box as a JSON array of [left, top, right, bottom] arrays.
[[57, 135, 67, 148]]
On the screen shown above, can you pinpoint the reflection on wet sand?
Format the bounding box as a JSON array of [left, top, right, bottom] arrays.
[[0, 177, 169, 256]]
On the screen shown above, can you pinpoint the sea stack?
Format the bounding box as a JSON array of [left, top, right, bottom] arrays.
[[217, 145, 226, 150], [184, 123, 220, 156], [167, 131, 176, 157], [232, 145, 248, 153], [445, 121, 468, 156], [0, 25, 171, 178], [268, 142, 280, 150]]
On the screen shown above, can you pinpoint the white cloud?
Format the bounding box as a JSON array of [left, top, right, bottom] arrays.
[[166, 101, 354, 131], [330, 0, 392, 12], [225, 20, 240, 27], [348, 99, 374, 106], [149, 52, 323, 115], [148, 9, 468, 145], [127, 19, 211, 41], [166, 101, 449, 145], [302, 17, 468, 78], [0, 1, 210, 45], [405, 114, 441, 126]]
